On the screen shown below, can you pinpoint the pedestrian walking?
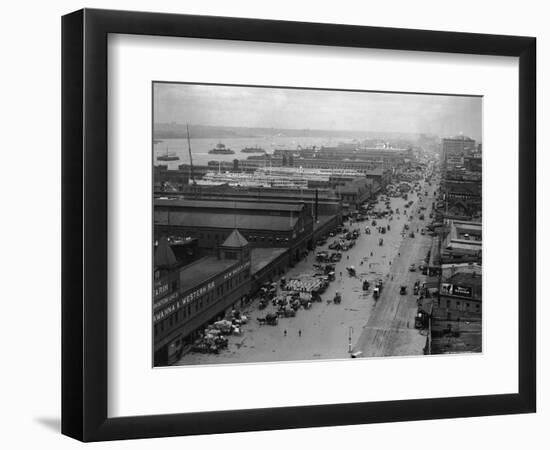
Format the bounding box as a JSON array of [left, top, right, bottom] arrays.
[[298, 330, 302, 337], [284, 329, 287, 337]]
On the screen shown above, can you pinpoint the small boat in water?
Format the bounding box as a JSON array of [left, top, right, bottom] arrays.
[[209, 143, 235, 155], [157, 148, 179, 161]]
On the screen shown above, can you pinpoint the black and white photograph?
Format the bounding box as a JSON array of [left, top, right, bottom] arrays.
[[1, 0, 543, 447], [152, 82, 483, 367]]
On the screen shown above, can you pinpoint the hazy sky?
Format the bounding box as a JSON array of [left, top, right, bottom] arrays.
[[154, 83, 482, 141]]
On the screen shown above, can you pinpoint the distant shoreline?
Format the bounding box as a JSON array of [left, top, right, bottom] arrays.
[[153, 123, 438, 141]]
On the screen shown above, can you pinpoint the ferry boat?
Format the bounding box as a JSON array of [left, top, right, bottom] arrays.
[[208, 143, 235, 155], [157, 149, 179, 161]]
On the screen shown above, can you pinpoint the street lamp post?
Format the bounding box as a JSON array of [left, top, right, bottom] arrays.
[[348, 326, 354, 353]]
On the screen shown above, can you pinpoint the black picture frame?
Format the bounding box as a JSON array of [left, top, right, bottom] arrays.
[[61, 8, 536, 442]]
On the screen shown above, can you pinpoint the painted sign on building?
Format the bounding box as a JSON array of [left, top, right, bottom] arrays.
[[153, 281, 216, 323], [451, 285, 472, 298], [223, 261, 251, 281]]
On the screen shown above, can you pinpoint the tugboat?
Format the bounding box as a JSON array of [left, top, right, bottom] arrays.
[[208, 143, 235, 155], [157, 148, 179, 161], [241, 146, 265, 154]]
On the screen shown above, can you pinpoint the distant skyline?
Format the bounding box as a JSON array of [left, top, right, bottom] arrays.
[[154, 83, 482, 142]]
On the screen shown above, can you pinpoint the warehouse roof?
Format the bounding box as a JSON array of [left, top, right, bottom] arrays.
[[445, 271, 482, 288], [250, 247, 288, 274], [155, 211, 298, 231], [178, 256, 240, 294], [155, 198, 303, 212]]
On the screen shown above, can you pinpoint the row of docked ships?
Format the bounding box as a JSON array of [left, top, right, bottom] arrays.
[[208, 143, 266, 155], [195, 166, 363, 189], [157, 143, 264, 161]]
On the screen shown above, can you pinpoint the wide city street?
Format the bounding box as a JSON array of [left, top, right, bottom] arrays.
[[176, 180, 437, 366]]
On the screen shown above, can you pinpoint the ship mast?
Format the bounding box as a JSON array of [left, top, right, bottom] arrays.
[[186, 124, 196, 185]]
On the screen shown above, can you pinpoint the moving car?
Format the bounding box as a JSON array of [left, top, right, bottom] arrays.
[[409, 264, 416, 272]]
